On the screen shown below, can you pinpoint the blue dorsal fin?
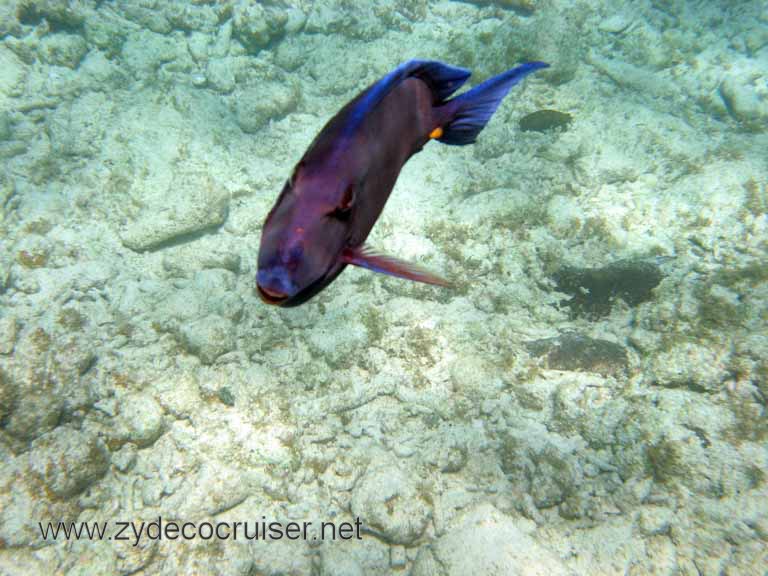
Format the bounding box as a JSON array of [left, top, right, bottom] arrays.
[[414, 61, 472, 102], [343, 60, 471, 138]]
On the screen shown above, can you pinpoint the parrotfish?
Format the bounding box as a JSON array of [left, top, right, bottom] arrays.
[[257, 59, 548, 306]]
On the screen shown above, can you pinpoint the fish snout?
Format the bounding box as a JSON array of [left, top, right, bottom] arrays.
[[257, 284, 289, 305], [256, 268, 295, 305]]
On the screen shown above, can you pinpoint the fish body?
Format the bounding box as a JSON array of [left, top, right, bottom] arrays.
[[257, 59, 548, 306]]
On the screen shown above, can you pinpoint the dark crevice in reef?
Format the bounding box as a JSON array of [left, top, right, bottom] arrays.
[[526, 332, 629, 377], [552, 258, 664, 318], [134, 221, 228, 254]]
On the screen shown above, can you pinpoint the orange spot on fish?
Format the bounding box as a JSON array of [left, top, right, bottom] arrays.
[[429, 126, 443, 139], [295, 227, 305, 234]]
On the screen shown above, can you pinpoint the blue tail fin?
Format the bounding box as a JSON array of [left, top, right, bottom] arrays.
[[438, 61, 549, 146]]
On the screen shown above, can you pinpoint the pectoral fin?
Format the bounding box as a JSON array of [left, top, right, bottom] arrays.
[[342, 245, 451, 287]]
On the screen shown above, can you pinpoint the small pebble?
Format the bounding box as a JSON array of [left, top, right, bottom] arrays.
[[599, 14, 633, 34], [191, 72, 207, 87], [391, 545, 407, 568]]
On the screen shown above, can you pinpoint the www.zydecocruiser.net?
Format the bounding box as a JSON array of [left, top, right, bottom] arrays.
[[39, 516, 364, 547]]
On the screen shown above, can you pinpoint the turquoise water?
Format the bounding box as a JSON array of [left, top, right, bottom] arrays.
[[0, 1, 766, 574]]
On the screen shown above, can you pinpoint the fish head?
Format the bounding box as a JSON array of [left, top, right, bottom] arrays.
[[257, 163, 357, 306]]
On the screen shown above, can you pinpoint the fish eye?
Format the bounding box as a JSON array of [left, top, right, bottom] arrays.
[[328, 205, 351, 220]]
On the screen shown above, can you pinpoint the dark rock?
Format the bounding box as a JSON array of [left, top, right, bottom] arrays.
[[519, 109, 572, 132], [526, 332, 628, 376], [457, 0, 535, 16], [552, 259, 663, 317], [16, 0, 85, 32], [218, 386, 235, 407]]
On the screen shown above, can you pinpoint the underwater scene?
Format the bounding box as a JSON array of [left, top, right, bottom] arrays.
[[1, 0, 767, 574]]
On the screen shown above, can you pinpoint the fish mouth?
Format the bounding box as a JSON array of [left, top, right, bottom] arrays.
[[256, 261, 348, 307], [257, 284, 289, 305]]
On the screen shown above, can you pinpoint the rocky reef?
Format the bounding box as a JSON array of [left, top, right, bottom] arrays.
[[0, 0, 766, 574]]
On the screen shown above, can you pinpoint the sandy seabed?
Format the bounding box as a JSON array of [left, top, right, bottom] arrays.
[[0, 1, 767, 574]]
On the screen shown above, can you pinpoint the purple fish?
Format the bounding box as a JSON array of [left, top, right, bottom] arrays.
[[257, 59, 548, 306]]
